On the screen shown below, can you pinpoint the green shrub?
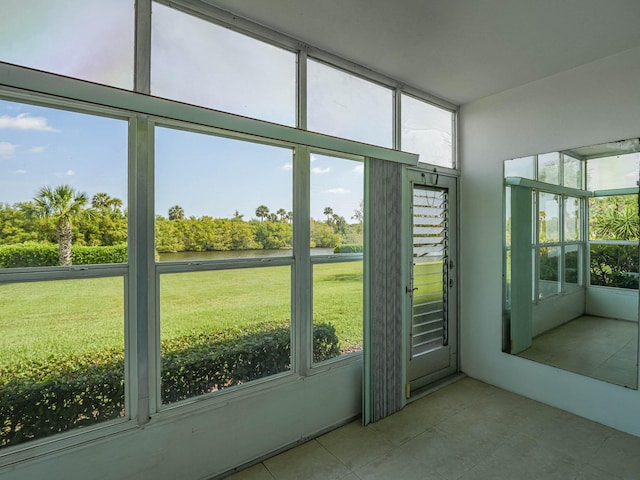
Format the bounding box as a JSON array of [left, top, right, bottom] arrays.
[[333, 243, 363, 254], [0, 243, 127, 268], [0, 321, 340, 448]]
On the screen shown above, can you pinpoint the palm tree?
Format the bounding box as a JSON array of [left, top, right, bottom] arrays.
[[277, 208, 287, 222], [92, 192, 123, 212], [24, 185, 89, 266], [255, 205, 269, 222], [168, 205, 185, 221]]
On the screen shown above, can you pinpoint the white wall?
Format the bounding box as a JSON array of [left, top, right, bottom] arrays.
[[586, 286, 639, 322], [460, 45, 640, 436], [0, 361, 361, 480], [532, 287, 585, 337]]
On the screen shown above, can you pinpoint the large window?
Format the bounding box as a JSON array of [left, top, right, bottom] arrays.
[[0, 99, 129, 448], [155, 126, 295, 404], [0, 0, 448, 457], [0, 0, 134, 89]]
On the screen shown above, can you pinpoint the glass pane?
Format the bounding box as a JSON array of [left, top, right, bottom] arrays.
[[151, 3, 296, 126], [0, 100, 128, 268], [160, 267, 291, 404], [0, 0, 134, 89], [539, 193, 559, 243], [589, 195, 639, 241], [537, 152, 560, 185], [564, 196, 581, 242], [309, 154, 364, 254], [563, 154, 583, 189], [587, 153, 640, 190], [313, 261, 363, 362], [539, 246, 560, 297], [590, 244, 639, 289], [401, 94, 453, 168], [308, 59, 393, 147], [0, 277, 124, 448], [504, 156, 535, 179], [155, 127, 293, 261], [565, 244, 580, 285]]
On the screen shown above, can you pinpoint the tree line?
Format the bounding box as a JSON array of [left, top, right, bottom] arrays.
[[0, 185, 363, 265]]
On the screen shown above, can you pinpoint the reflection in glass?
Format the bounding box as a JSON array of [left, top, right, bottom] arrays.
[[160, 267, 291, 404], [504, 156, 535, 179], [539, 246, 560, 298], [590, 244, 639, 289], [308, 59, 393, 147], [565, 244, 580, 284], [563, 154, 583, 189], [401, 94, 454, 168], [154, 127, 293, 261], [0, 0, 134, 89], [538, 193, 559, 243], [564, 197, 580, 241], [587, 153, 640, 190], [504, 137, 639, 389], [537, 152, 560, 185], [151, 3, 296, 125], [0, 277, 125, 448]]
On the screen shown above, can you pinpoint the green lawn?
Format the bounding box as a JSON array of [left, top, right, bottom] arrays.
[[0, 261, 364, 367]]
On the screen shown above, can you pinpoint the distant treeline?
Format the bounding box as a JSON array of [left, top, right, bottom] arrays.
[[0, 202, 363, 253]]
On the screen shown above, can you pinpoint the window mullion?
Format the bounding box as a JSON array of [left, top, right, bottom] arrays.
[[293, 146, 311, 375], [129, 115, 155, 423], [134, 0, 152, 94]]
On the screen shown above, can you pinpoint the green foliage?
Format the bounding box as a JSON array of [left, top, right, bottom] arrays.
[[333, 243, 364, 254], [0, 243, 127, 268], [590, 195, 639, 241], [310, 220, 341, 248], [0, 321, 339, 448], [590, 244, 639, 289]]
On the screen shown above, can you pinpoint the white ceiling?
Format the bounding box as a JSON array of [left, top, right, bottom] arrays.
[[205, 0, 640, 106]]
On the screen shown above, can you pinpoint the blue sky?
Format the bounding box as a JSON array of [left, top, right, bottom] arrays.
[[0, 99, 363, 221]]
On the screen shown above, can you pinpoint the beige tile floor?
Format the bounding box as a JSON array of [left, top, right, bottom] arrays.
[[518, 315, 638, 388], [226, 377, 640, 480]]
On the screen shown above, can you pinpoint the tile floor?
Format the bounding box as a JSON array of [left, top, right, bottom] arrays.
[[226, 377, 640, 480], [518, 315, 638, 388]]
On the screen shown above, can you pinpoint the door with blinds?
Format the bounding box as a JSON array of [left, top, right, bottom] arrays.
[[406, 170, 458, 393]]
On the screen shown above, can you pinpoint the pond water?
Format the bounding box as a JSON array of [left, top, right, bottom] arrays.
[[158, 248, 336, 262]]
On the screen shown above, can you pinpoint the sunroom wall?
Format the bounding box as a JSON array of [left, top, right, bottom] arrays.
[[460, 44, 640, 436]]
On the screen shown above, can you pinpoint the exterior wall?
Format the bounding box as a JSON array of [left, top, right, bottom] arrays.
[[460, 45, 640, 436]]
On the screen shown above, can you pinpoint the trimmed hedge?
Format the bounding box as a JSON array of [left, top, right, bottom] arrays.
[[333, 243, 363, 254], [0, 242, 128, 268], [0, 321, 340, 448]]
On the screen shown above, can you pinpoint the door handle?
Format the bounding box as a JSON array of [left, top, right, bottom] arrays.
[[406, 286, 418, 294]]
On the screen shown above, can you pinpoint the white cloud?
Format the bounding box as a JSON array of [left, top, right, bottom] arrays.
[[66, 169, 75, 176], [310, 154, 318, 163], [353, 164, 364, 174], [281, 162, 293, 171], [13, 169, 27, 174], [324, 188, 350, 194], [0, 113, 58, 131], [28, 146, 46, 154], [312, 166, 330, 174], [0, 142, 18, 158]]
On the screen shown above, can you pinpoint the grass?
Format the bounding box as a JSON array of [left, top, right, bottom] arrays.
[[0, 262, 364, 368]]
